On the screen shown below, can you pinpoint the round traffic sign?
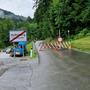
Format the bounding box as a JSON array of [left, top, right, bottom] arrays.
[[58, 37, 62, 42]]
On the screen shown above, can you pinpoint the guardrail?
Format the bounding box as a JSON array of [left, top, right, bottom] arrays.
[[32, 41, 40, 65]]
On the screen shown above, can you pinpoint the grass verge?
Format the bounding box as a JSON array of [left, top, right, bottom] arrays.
[[71, 36, 90, 53], [26, 42, 37, 58]]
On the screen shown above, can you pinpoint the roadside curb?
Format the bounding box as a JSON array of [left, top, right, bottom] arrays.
[[72, 48, 90, 55], [33, 41, 40, 65]]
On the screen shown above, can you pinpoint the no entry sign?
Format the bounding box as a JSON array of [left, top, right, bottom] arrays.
[[9, 31, 27, 42]]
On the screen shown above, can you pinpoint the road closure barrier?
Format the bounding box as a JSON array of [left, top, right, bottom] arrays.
[[39, 41, 71, 51]]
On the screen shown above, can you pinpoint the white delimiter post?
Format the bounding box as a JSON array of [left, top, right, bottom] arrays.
[[30, 48, 33, 58]]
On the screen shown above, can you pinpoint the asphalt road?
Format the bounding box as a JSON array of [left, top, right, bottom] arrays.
[[31, 41, 90, 90], [0, 61, 33, 90], [0, 52, 35, 90], [0, 41, 90, 90]]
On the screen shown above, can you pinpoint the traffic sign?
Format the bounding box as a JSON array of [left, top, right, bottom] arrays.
[[9, 31, 27, 42], [58, 37, 62, 42]]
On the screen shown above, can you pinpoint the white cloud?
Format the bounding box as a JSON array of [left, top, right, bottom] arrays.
[[0, 0, 35, 18]]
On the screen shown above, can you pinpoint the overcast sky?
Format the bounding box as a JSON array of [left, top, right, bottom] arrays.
[[0, 0, 35, 18]]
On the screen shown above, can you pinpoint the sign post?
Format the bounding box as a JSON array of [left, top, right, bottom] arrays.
[[13, 43, 15, 57], [23, 46, 24, 57]]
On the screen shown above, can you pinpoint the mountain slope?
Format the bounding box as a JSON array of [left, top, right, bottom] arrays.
[[0, 8, 26, 21]]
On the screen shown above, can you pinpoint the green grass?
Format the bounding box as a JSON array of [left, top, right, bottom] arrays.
[[26, 42, 37, 58], [26, 43, 32, 52], [71, 36, 90, 53]]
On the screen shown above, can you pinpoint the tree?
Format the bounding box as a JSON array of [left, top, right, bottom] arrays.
[[34, 0, 90, 39]]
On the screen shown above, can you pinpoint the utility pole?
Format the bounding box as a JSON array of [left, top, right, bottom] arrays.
[[59, 29, 60, 37], [68, 30, 71, 49], [68, 30, 70, 40]]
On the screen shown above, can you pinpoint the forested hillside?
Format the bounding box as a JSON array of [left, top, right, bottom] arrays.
[[0, 0, 90, 49], [34, 0, 90, 39], [0, 17, 37, 48]]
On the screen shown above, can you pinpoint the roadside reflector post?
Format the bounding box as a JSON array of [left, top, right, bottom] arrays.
[[30, 48, 33, 58]]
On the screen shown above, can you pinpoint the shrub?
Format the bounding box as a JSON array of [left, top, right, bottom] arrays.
[[74, 28, 90, 39]]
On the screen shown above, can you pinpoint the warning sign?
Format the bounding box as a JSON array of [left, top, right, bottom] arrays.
[[9, 31, 27, 42]]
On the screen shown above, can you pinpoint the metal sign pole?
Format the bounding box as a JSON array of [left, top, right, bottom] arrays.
[[23, 46, 24, 57], [59, 29, 60, 37], [13, 42, 15, 58]]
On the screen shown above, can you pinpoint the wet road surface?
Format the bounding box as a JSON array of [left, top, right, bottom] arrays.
[[31, 41, 90, 90], [0, 61, 33, 90], [0, 41, 90, 90]]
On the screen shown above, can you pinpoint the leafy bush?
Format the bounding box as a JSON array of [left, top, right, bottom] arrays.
[[45, 37, 53, 43], [26, 42, 37, 58], [74, 28, 90, 39], [26, 43, 32, 53]]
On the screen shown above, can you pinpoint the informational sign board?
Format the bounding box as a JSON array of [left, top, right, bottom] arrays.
[[9, 31, 27, 42]]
